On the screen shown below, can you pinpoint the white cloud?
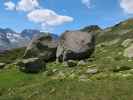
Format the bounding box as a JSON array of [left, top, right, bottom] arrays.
[[3, 0, 74, 31], [81, 0, 91, 8], [27, 9, 74, 29], [120, 0, 133, 14], [16, 0, 39, 12], [4, 1, 15, 11]]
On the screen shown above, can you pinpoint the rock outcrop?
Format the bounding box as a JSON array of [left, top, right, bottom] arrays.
[[23, 34, 58, 61], [56, 31, 95, 62], [124, 44, 133, 58], [17, 58, 45, 73]]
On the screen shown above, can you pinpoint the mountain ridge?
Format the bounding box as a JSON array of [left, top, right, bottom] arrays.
[[0, 28, 58, 51], [0, 18, 133, 99]]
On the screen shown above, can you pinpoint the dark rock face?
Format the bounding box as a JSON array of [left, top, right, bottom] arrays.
[[81, 25, 101, 33], [56, 31, 95, 62], [23, 34, 58, 61], [18, 58, 45, 73], [63, 60, 77, 67], [0, 63, 6, 69]]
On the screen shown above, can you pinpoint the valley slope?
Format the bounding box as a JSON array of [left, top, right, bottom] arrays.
[[0, 18, 133, 100]]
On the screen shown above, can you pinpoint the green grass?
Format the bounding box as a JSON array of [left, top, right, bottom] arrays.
[[0, 69, 34, 88], [1, 39, 133, 100], [1, 73, 133, 100], [1, 19, 133, 100], [0, 48, 25, 63], [0, 58, 133, 100]]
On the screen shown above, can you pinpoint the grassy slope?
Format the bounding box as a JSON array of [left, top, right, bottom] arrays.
[[0, 48, 25, 64], [0, 19, 133, 100], [1, 65, 133, 100]]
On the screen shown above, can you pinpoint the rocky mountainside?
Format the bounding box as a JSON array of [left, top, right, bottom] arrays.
[[0, 28, 58, 51], [0, 18, 133, 99], [21, 29, 41, 39], [0, 18, 133, 63], [96, 18, 133, 43]]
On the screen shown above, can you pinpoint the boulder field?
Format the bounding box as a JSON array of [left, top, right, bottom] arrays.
[[24, 31, 95, 62], [18, 30, 96, 73]]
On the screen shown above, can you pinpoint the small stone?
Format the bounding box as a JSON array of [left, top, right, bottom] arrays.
[[49, 88, 56, 94], [77, 60, 86, 66], [57, 71, 66, 79], [85, 68, 98, 74], [124, 44, 133, 58], [118, 52, 122, 55], [87, 64, 96, 68], [79, 75, 87, 79], [63, 62, 68, 67], [122, 73, 132, 77], [52, 69, 58, 73], [69, 73, 76, 79], [128, 59, 132, 62], [79, 75, 88, 81]]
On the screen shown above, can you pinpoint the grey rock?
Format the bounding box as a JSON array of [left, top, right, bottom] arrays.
[[23, 34, 58, 61], [17, 58, 45, 73], [124, 44, 133, 58], [77, 60, 86, 66], [85, 68, 98, 74], [79, 75, 88, 82], [56, 71, 66, 79], [56, 31, 95, 62], [69, 73, 76, 79]]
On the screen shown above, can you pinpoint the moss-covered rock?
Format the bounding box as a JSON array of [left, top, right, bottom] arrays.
[[17, 58, 45, 73], [23, 34, 57, 61]]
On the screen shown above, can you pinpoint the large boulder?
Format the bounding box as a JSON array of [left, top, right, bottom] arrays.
[[56, 31, 95, 62], [17, 58, 45, 73], [23, 34, 58, 61]]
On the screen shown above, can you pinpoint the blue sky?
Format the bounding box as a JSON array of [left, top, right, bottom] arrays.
[[0, 0, 133, 35]]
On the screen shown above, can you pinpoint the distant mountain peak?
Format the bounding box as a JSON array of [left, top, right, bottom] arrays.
[[0, 28, 16, 34], [81, 25, 102, 33], [21, 29, 40, 39], [0, 28, 59, 51]]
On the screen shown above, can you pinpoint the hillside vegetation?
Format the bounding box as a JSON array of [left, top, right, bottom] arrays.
[[0, 18, 133, 100], [0, 48, 25, 64]]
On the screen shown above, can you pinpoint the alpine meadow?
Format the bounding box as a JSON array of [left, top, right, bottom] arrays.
[[0, 0, 133, 100]]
